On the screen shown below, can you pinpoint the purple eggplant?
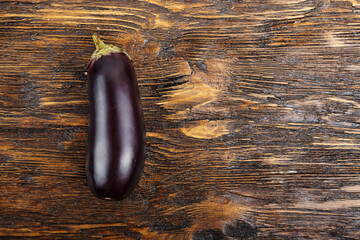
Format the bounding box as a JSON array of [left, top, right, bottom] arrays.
[[86, 35, 145, 200]]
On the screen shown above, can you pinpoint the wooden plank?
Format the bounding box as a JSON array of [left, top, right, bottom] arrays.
[[1, 0, 360, 239]]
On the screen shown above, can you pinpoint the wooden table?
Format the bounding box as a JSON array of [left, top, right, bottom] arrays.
[[1, 0, 360, 239]]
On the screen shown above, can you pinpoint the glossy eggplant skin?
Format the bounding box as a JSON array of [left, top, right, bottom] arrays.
[[86, 52, 145, 200]]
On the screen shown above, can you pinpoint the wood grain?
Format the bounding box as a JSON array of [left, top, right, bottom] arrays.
[[1, 0, 360, 239]]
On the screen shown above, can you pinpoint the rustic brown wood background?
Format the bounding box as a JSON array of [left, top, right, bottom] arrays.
[[1, 0, 360, 239]]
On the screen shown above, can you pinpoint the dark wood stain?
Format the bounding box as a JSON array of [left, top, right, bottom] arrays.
[[1, 0, 360, 239]]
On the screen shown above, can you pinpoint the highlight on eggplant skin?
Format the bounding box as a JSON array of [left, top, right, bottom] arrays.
[[86, 35, 146, 201]]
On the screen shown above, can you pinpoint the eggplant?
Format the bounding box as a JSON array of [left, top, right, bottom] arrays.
[[86, 35, 146, 200]]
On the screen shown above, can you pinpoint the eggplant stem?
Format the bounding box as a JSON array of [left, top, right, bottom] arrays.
[[90, 34, 123, 61]]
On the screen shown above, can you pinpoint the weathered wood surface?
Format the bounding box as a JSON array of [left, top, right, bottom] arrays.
[[1, 0, 360, 239]]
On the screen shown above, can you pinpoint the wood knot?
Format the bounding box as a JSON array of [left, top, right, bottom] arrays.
[[204, 120, 218, 131], [181, 120, 231, 139]]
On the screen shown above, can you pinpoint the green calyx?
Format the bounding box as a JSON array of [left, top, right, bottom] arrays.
[[90, 34, 123, 61]]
